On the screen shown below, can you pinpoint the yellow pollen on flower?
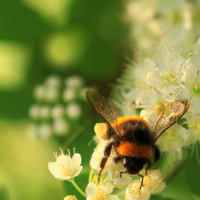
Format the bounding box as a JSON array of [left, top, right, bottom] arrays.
[[189, 120, 200, 133], [132, 187, 139, 195], [92, 192, 107, 200], [154, 100, 166, 114], [163, 71, 177, 85], [59, 147, 64, 155], [57, 163, 74, 176], [190, 81, 200, 97], [73, 148, 76, 155], [54, 152, 58, 160]]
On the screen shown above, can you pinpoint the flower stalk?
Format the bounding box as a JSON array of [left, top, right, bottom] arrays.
[[70, 180, 86, 198]]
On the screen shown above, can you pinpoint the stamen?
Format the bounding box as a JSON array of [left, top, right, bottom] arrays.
[[59, 147, 64, 155], [54, 152, 58, 160], [67, 149, 71, 157]]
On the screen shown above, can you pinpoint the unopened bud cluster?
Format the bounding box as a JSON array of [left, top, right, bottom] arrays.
[[29, 75, 94, 138]]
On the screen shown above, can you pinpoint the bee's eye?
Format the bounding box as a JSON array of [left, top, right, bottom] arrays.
[[122, 158, 127, 166], [122, 157, 129, 167]]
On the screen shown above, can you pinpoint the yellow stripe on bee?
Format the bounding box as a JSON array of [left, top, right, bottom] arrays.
[[112, 116, 149, 129], [117, 142, 152, 158]]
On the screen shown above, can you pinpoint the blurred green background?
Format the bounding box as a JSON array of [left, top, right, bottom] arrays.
[[1, 0, 200, 200], [0, 0, 131, 199]]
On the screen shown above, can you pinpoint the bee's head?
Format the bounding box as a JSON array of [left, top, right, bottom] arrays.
[[122, 156, 148, 175]]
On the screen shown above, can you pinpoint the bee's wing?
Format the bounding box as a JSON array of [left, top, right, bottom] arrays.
[[148, 99, 190, 143], [86, 90, 123, 136]]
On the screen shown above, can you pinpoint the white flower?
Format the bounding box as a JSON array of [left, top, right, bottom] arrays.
[[143, 170, 166, 194], [29, 104, 39, 119], [38, 123, 53, 138], [156, 124, 188, 161], [90, 142, 115, 175], [136, 88, 171, 116], [48, 148, 83, 180], [86, 182, 119, 200], [66, 103, 82, 119], [126, 180, 150, 200], [181, 64, 200, 113], [147, 47, 189, 92], [64, 195, 77, 200], [107, 163, 132, 188], [65, 76, 84, 88], [114, 58, 156, 107], [63, 88, 76, 102], [34, 85, 45, 100], [53, 118, 69, 136], [45, 75, 61, 87], [44, 87, 59, 102], [183, 110, 200, 150], [39, 105, 50, 119], [51, 104, 64, 118]]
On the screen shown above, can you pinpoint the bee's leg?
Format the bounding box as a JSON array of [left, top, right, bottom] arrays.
[[145, 160, 151, 175], [137, 172, 144, 190], [114, 157, 127, 177], [120, 171, 127, 177], [98, 142, 113, 181], [151, 145, 160, 168]]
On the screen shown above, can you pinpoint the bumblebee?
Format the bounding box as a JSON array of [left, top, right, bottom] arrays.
[[86, 90, 190, 187]]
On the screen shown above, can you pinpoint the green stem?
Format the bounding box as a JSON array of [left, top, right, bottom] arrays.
[[91, 174, 97, 184], [70, 180, 86, 197], [89, 169, 93, 183]]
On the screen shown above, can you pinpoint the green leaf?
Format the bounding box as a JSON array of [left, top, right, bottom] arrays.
[[157, 149, 199, 200], [185, 148, 200, 196]]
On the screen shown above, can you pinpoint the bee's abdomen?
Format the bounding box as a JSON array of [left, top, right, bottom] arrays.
[[117, 142, 152, 158]]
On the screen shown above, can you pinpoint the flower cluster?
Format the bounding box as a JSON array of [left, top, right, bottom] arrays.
[[29, 75, 94, 139], [113, 36, 200, 164], [89, 140, 165, 200], [47, 36, 200, 200], [126, 0, 195, 50], [46, 3, 200, 199], [48, 143, 165, 200]]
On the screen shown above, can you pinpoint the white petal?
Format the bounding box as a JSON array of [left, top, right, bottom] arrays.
[[113, 176, 132, 188], [182, 64, 197, 85], [184, 129, 198, 146], [146, 72, 163, 88], [55, 175, 72, 180], [107, 195, 120, 200], [73, 166, 83, 177], [173, 141, 182, 160], [135, 91, 157, 106], [126, 189, 140, 200], [191, 98, 200, 114], [140, 109, 153, 122], [178, 126, 189, 141], [48, 162, 58, 177], [165, 85, 178, 94], [98, 182, 113, 195], [151, 182, 166, 194], [57, 154, 71, 167], [86, 182, 97, 197], [171, 85, 189, 100], [72, 153, 81, 166]]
